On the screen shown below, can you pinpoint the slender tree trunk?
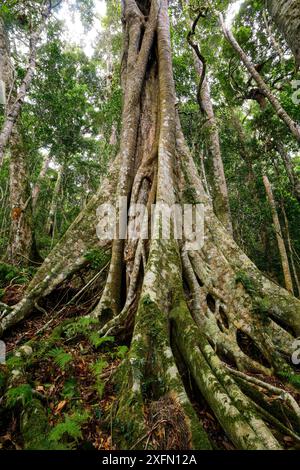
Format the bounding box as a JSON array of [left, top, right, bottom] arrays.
[[262, 10, 284, 62], [263, 174, 294, 293], [266, 0, 300, 68], [1, 0, 300, 450], [0, 17, 14, 108], [1, 16, 34, 265], [190, 45, 232, 234], [46, 165, 63, 237], [32, 152, 51, 212], [0, 3, 51, 166], [281, 200, 300, 297], [276, 142, 300, 203], [7, 130, 33, 266], [219, 13, 300, 143]]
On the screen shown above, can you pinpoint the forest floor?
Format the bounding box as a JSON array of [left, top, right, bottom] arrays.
[[0, 281, 300, 450]]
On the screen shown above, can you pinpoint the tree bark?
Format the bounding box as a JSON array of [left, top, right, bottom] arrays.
[[46, 164, 63, 237], [276, 142, 300, 203], [32, 152, 51, 212], [219, 13, 300, 144], [0, 16, 34, 266], [0, 2, 51, 166], [7, 131, 33, 266], [188, 20, 233, 234], [266, 0, 300, 68], [263, 174, 294, 293], [281, 200, 300, 297]]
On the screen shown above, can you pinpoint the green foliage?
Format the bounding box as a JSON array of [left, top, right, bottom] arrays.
[[5, 354, 25, 370], [88, 333, 114, 349], [235, 271, 259, 296], [91, 359, 107, 398], [6, 384, 33, 408], [142, 294, 152, 306], [62, 316, 99, 339], [0, 263, 34, 288], [115, 345, 128, 360], [182, 186, 200, 204], [49, 411, 90, 443], [277, 371, 300, 390], [84, 249, 110, 270], [48, 348, 73, 370], [62, 378, 78, 399]]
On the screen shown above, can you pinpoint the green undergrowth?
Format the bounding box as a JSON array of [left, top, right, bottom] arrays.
[[277, 371, 300, 390], [0, 315, 129, 450], [0, 262, 36, 289], [84, 248, 111, 270]]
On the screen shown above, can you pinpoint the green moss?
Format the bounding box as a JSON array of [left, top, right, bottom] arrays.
[[235, 271, 259, 295], [252, 297, 271, 325], [182, 186, 199, 204], [182, 401, 212, 450], [21, 399, 50, 449]]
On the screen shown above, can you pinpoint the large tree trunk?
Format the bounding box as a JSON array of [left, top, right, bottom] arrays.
[[1, 0, 300, 450], [266, 0, 300, 68]]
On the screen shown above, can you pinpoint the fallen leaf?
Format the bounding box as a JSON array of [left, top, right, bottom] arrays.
[[55, 400, 67, 414]]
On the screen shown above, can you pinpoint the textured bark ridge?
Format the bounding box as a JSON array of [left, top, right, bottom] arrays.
[[1, 0, 300, 450], [0, 17, 34, 265], [266, 0, 300, 68]]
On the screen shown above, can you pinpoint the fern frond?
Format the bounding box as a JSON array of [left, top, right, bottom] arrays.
[[6, 384, 32, 407], [48, 348, 72, 369], [88, 333, 114, 349], [49, 411, 90, 443]]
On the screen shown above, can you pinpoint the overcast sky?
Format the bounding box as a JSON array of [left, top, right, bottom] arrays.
[[59, 0, 107, 57], [59, 0, 243, 57]]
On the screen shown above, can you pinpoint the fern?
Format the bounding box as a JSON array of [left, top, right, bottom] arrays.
[[62, 378, 78, 399], [6, 384, 32, 407], [88, 332, 114, 349], [115, 345, 128, 359], [91, 359, 107, 398], [48, 348, 72, 369], [49, 411, 90, 443], [63, 317, 98, 339], [5, 354, 25, 370], [278, 371, 300, 389]]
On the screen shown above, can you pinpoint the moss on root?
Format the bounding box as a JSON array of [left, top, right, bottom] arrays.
[[20, 399, 51, 449]]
